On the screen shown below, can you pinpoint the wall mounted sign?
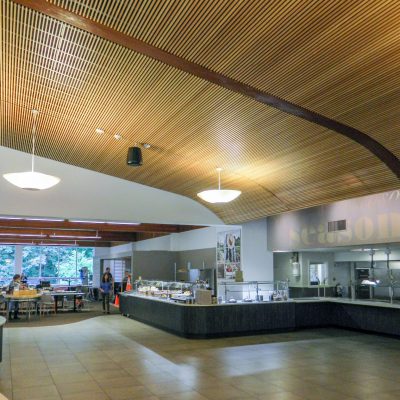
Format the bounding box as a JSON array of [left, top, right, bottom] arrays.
[[268, 190, 400, 251], [217, 229, 241, 280]]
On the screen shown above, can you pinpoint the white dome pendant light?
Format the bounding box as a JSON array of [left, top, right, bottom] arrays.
[[3, 109, 60, 190], [197, 168, 241, 203]]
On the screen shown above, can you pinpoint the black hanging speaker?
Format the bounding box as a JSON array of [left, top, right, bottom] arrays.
[[127, 146, 143, 166]]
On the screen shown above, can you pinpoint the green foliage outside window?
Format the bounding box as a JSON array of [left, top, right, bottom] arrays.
[[0, 246, 94, 283], [0, 246, 15, 283]]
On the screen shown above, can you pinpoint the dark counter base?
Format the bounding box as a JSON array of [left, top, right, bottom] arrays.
[[120, 295, 295, 338], [295, 302, 400, 336], [120, 295, 400, 339], [123, 313, 296, 339]]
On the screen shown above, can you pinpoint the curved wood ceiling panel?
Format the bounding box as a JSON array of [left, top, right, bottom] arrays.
[[44, 1, 400, 153], [1, 0, 399, 224]]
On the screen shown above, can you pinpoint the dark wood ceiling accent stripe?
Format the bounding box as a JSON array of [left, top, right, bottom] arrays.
[[11, 0, 400, 179], [0, 239, 112, 247], [0, 219, 205, 246], [0, 229, 137, 242], [0, 219, 195, 233]]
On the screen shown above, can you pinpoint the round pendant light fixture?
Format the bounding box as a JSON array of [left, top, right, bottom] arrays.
[[3, 109, 60, 190], [197, 168, 241, 203]]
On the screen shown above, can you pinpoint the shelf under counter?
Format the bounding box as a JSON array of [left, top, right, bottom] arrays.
[[120, 293, 400, 339]]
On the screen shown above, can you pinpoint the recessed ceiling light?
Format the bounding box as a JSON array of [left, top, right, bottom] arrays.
[[0, 242, 35, 245], [351, 248, 381, 252], [41, 243, 77, 247], [95, 128, 104, 135], [51, 235, 101, 239], [69, 219, 140, 225], [0, 233, 46, 237], [26, 217, 65, 222], [114, 133, 122, 140], [0, 216, 64, 222]]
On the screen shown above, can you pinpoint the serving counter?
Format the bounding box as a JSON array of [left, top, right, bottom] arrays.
[[120, 293, 400, 338]]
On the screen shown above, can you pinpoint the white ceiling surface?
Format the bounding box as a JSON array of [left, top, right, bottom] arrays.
[[0, 146, 223, 225]]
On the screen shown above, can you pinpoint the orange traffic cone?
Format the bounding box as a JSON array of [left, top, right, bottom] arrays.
[[115, 294, 120, 307], [126, 276, 132, 291]]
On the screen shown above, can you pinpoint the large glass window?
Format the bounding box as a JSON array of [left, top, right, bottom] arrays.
[[22, 246, 93, 284], [40, 247, 60, 277], [0, 245, 94, 285], [0, 246, 15, 284], [22, 246, 42, 277], [58, 247, 78, 279]]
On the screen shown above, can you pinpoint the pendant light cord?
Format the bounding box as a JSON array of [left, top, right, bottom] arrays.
[[31, 109, 39, 172], [217, 167, 222, 190]]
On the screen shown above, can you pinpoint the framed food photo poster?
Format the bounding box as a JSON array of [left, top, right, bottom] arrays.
[[217, 229, 241, 281]]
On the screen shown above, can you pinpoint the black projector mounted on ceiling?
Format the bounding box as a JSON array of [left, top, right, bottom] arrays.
[[127, 146, 143, 166]]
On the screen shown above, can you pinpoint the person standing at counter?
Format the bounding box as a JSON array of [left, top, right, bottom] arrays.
[[122, 271, 133, 292], [100, 272, 112, 314], [105, 267, 113, 283]]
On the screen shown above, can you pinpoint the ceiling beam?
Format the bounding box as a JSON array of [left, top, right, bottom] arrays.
[[0, 219, 190, 233], [0, 228, 137, 241], [11, 0, 400, 179], [0, 239, 112, 247]]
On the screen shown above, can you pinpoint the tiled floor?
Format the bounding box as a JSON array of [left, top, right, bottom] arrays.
[[1, 315, 400, 400]]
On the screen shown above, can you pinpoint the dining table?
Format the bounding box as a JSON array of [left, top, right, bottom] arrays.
[[51, 291, 85, 312], [3, 293, 42, 321]]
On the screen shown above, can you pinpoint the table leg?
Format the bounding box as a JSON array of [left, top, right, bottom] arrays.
[[54, 296, 58, 313], [73, 295, 77, 312]]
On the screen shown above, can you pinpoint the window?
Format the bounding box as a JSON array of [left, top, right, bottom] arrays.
[[309, 263, 328, 285], [77, 248, 94, 278], [22, 246, 93, 284], [103, 259, 126, 282], [0, 246, 15, 284], [58, 247, 78, 278], [22, 246, 42, 278], [41, 246, 60, 277]]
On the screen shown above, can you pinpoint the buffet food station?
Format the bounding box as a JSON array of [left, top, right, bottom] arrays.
[[120, 279, 400, 338], [120, 279, 295, 338]]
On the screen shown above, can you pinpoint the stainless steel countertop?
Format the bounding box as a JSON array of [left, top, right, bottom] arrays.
[[122, 293, 400, 309]]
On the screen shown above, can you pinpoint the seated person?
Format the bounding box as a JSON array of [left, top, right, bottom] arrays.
[[8, 274, 24, 320], [20, 273, 28, 285], [75, 296, 84, 310]]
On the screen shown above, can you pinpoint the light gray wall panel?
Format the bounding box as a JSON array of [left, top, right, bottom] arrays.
[[267, 189, 400, 250]]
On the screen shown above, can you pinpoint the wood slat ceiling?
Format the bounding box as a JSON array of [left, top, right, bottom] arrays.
[[1, 0, 399, 225]]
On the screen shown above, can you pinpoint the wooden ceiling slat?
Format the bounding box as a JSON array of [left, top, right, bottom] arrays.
[[2, 0, 400, 224], [10, 0, 400, 178]]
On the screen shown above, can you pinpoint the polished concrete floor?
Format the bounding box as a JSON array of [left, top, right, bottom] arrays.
[[1, 315, 400, 400]]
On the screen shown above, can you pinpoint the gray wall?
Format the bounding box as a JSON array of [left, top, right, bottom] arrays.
[[274, 253, 296, 285], [132, 248, 216, 281], [132, 251, 178, 281], [267, 189, 400, 250], [177, 248, 216, 270]]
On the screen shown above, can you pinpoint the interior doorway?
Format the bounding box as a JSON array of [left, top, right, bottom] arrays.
[[101, 257, 131, 291]]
